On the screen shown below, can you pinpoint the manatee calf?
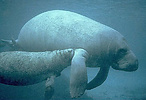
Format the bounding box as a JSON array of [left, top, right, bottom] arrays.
[[1, 10, 138, 98], [0, 49, 89, 99], [0, 49, 73, 86]]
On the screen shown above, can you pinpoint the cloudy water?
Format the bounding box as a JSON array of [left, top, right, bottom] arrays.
[[0, 0, 146, 100]]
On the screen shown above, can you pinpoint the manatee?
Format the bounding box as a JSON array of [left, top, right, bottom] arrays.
[[0, 49, 88, 99], [1, 10, 138, 98], [0, 48, 88, 99], [0, 49, 73, 85]]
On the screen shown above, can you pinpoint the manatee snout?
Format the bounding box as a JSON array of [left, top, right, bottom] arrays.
[[112, 50, 138, 72], [127, 59, 138, 71]]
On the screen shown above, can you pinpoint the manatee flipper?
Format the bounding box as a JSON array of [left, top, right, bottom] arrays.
[[45, 76, 55, 100], [86, 64, 110, 90], [70, 49, 88, 98]]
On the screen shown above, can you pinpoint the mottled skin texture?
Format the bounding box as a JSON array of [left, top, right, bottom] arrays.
[[0, 49, 76, 99], [0, 49, 73, 85], [0, 10, 138, 99]]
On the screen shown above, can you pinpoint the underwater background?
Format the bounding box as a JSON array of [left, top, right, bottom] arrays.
[[0, 0, 145, 100]]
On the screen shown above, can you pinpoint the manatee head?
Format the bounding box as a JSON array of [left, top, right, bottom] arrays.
[[111, 37, 138, 71], [86, 35, 138, 90]]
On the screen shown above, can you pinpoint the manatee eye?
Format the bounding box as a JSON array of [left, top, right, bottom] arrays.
[[117, 48, 127, 58]]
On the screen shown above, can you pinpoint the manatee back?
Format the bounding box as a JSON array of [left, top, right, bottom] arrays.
[[17, 10, 118, 52]]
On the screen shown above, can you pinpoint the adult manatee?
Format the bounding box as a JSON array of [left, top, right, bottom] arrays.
[[1, 10, 138, 98]]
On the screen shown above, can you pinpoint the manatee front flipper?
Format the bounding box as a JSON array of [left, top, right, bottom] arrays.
[[70, 49, 89, 98], [86, 64, 110, 90], [45, 76, 55, 100]]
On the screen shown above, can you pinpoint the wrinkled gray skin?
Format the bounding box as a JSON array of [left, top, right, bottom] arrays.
[[1, 10, 138, 98]]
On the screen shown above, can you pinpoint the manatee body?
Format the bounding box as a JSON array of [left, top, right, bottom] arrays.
[[0, 48, 88, 99], [1, 10, 138, 98], [15, 10, 138, 81], [17, 10, 119, 53], [13, 10, 138, 70], [0, 49, 73, 85]]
